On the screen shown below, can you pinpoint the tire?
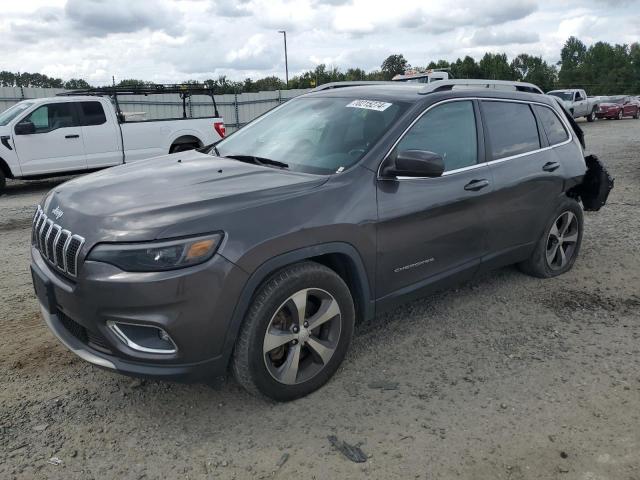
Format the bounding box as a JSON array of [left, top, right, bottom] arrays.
[[169, 143, 197, 153], [518, 198, 583, 278], [633, 109, 639, 120], [616, 109, 623, 120], [586, 108, 596, 122], [232, 261, 355, 401], [0, 170, 5, 196]]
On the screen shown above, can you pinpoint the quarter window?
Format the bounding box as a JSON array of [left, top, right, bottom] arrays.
[[482, 101, 540, 160], [79, 101, 107, 126], [533, 105, 569, 146], [22, 103, 77, 133], [396, 100, 478, 171]]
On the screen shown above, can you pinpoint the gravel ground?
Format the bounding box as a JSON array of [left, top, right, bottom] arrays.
[[1, 118, 639, 480]]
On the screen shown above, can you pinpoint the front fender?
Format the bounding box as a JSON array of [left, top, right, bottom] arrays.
[[218, 242, 374, 366]]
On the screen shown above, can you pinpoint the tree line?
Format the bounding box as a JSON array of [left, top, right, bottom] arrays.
[[1, 37, 638, 95]]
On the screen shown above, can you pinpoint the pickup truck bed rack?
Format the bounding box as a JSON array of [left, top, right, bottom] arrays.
[[57, 84, 220, 119]]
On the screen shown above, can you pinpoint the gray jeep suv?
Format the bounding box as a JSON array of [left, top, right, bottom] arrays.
[[31, 81, 610, 401]]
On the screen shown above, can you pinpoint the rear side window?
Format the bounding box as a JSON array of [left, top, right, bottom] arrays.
[[534, 105, 569, 146], [396, 100, 477, 172], [482, 101, 540, 160], [79, 101, 107, 126]]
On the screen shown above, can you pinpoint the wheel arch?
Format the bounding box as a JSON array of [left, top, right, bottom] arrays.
[[220, 242, 374, 365], [168, 133, 203, 152], [0, 156, 14, 179]]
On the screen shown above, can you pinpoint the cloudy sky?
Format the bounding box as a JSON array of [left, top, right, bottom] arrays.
[[1, 0, 638, 85]]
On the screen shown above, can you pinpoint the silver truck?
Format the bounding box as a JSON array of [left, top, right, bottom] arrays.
[[546, 89, 599, 122]]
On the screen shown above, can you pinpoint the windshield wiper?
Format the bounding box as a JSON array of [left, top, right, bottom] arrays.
[[223, 154, 289, 169]]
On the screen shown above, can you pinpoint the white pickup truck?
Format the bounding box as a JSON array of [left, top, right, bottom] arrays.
[[0, 93, 225, 193], [546, 89, 599, 122]]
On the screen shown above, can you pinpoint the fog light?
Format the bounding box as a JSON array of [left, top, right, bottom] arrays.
[[107, 321, 177, 354]]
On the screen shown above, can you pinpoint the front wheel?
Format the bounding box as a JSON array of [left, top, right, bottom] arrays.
[[616, 109, 623, 120], [518, 198, 583, 278], [232, 261, 355, 401], [0, 170, 5, 196], [633, 108, 639, 120]]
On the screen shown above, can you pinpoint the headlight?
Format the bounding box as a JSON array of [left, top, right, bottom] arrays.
[[87, 233, 223, 272]]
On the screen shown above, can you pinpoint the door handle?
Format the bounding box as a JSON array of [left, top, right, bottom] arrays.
[[542, 161, 560, 172], [65, 134, 80, 139], [464, 179, 490, 191]]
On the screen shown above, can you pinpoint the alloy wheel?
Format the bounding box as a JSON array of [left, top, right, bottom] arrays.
[[263, 288, 342, 385], [546, 211, 579, 270]]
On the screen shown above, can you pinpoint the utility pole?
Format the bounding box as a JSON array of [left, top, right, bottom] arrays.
[[278, 30, 288, 88]]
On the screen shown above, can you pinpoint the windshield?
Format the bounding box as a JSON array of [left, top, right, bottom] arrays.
[[0, 101, 34, 126], [547, 91, 574, 101], [600, 96, 625, 104], [214, 96, 409, 174]]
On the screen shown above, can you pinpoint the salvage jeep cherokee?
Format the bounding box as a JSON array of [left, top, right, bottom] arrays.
[[31, 80, 612, 401]]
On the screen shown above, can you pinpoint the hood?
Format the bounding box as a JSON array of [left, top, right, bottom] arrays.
[[42, 150, 328, 244]]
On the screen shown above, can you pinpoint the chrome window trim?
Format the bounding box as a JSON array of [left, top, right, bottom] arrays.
[[377, 97, 574, 181], [107, 321, 178, 355]]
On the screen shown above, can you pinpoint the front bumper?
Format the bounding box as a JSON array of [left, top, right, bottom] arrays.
[[32, 246, 248, 382]]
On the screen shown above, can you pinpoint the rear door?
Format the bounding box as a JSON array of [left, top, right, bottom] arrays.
[[479, 100, 566, 266], [376, 99, 492, 300], [13, 101, 86, 175], [78, 100, 122, 168]]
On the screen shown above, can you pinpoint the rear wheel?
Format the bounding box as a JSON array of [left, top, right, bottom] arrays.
[[586, 107, 597, 122], [232, 261, 355, 401], [518, 198, 583, 278], [633, 108, 639, 120], [0, 170, 5, 196]]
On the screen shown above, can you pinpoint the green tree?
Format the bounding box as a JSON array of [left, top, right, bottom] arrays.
[[380, 54, 409, 80], [64, 78, 93, 89], [558, 36, 587, 87], [478, 53, 516, 80], [511, 54, 557, 92]]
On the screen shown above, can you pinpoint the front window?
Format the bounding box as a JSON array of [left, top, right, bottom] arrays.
[[214, 96, 409, 174], [0, 102, 34, 126], [395, 100, 478, 172], [21, 103, 77, 133], [547, 92, 574, 101]]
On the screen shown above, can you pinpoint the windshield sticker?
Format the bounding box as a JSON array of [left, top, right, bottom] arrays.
[[346, 100, 392, 112]]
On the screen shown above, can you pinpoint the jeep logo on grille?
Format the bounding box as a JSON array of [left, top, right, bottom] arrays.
[[52, 206, 64, 220]]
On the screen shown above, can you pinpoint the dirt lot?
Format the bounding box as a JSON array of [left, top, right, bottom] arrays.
[[1, 118, 639, 480]]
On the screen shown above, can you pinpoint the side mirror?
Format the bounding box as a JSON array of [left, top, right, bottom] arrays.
[[381, 150, 445, 178], [15, 121, 35, 135]]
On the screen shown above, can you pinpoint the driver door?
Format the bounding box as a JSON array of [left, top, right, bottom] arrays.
[[375, 100, 492, 301], [13, 102, 86, 175]]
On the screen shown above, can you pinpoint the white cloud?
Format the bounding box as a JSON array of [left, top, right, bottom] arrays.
[[0, 0, 637, 84]]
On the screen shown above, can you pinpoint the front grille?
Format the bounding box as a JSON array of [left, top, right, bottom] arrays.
[[32, 206, 85, 278], [58, 311, 112, 353]]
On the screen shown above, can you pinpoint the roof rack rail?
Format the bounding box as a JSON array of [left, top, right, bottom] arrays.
[[57, 83, 220, 118], [309, 79, 544, 95], [311, 81, 400, 92], [418, 79, 543, 95]]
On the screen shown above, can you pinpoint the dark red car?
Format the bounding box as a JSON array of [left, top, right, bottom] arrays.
[[596, 96, 640, 120]]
